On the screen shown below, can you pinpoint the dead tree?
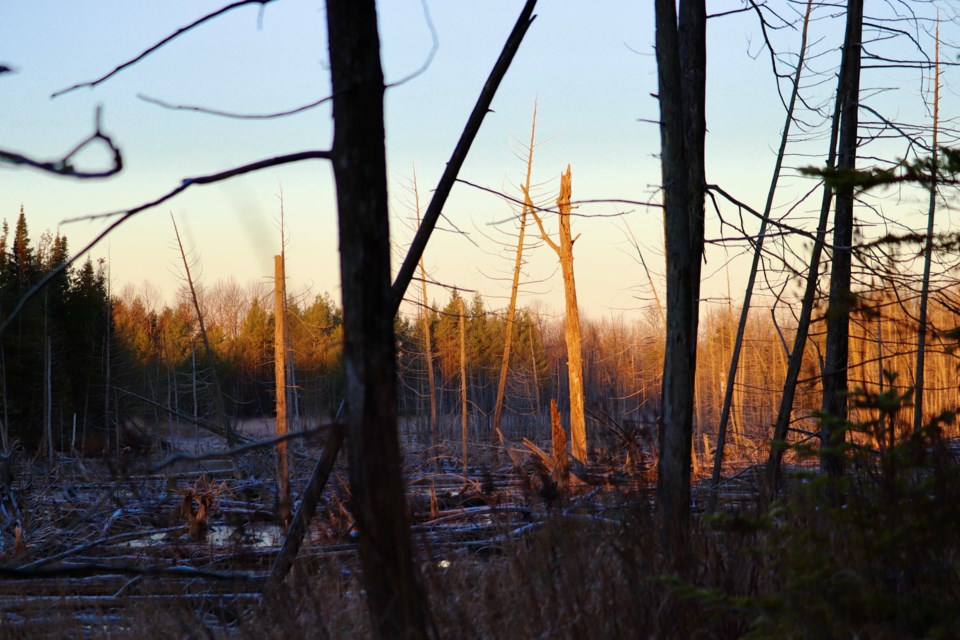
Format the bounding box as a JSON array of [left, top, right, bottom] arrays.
[[459, 297, 468, 473], [274, 254, 290, 527], [411, 174, 438, 445], [492, 103, 536, 442], [267, 0, 537, 623], [528, 166, 587, 467], [171, 215, 235, 446]]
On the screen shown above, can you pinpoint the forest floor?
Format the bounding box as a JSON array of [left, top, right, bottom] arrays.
[[0, 419, 843, 638]]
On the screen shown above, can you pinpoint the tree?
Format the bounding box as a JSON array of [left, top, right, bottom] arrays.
[[653, 0, 706, 542], [820, 0, 864, 477], [528, 166, 587, 467], [493, 104, 537, 443], [325, 1, 430, 636]]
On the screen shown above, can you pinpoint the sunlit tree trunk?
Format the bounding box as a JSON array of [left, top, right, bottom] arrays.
[[529, 166, 587, 467], [274, 254, 290, 527], [493, 104, 536, 442]]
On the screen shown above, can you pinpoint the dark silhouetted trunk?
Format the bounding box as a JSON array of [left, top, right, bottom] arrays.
[[326, 1, 430, 637], [821, 0, 863, 477], [653, 0, 706, 544]]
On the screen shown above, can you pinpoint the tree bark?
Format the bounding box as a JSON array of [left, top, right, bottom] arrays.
[[326, 2, 430, 637], [550, 399, 568, 489], [654, 0, 706, 541], [820, 0, 863, 477]]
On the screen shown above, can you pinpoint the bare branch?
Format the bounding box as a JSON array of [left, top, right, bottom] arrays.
[[456, 177, 658, 221], [137, 92, 334, 120], [0, 107, 122, 178], [52, 0, 280, 98]]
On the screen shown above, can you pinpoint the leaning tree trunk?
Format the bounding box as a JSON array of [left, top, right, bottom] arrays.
[[493, 103, 536, 443], [653, 0, 706, 543], [914, 23, 940, 434], [764, 64, 843, 496], [820, 0, 863, 477], [708, 0, 813, 513], [172, 215, 236, 446], [326, 2, 430, 637]]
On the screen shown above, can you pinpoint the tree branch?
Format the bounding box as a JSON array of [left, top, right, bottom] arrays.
[[0, 107, 122, 178], [389, 0, 538, 316], [52, 0, 280, 98], [137, 92, 334, 120]]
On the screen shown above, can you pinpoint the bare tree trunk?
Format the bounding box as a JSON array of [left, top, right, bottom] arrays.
[[44, 292, 52, 464], [493, 103, 536, 442], [708, 0, 812, 512], [529, 166, 587, 467], [389, 1, 537, 316], [765, 45, 845, 495], [274, 254, 290, 527], [104, 295, 113, 459], [326, 2, 430, 636], [654, 0, 706, 542], [412, 174, 438, 445], [460, 297, 468, 473], [821, 0, 863, 477], [171, 215, 235, 446], [914, 21, 940, 434]]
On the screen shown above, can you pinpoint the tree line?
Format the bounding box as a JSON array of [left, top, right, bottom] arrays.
[[0, 206, 109, 452]]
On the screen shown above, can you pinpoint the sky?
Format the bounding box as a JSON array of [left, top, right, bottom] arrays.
[[0, 1, 954, 323]]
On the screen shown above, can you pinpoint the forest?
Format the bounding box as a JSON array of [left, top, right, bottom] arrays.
[[2, 0, 960, 638]]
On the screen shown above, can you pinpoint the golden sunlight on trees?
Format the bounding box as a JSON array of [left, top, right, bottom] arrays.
[[7, 0, 960, 637]]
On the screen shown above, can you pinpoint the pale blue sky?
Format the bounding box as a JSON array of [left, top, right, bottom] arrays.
[[0, 2, 952, 320]]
